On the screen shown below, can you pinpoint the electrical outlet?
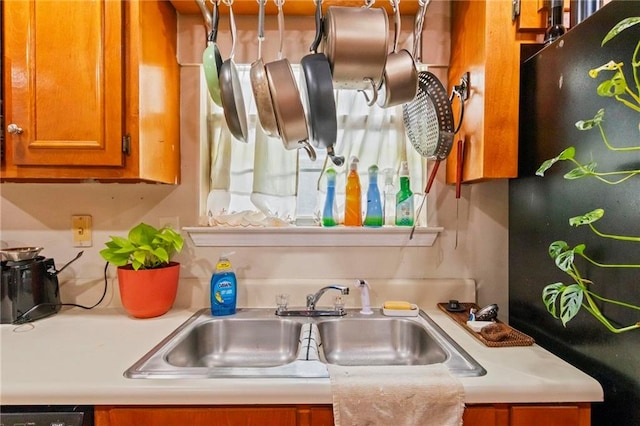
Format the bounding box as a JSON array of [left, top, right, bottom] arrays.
[[72, 215, 92, 247]]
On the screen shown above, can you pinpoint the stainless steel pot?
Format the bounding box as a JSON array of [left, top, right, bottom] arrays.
[[323, 1, 388, 93], [377, 0, 418, 108]]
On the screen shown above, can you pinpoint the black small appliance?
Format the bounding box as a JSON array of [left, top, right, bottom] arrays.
[[1, 256, 62, 324]]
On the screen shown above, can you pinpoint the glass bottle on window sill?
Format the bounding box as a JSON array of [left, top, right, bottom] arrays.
[[344, 156, 363, 227], [322, 168, 338, 227], [395, 161, 414, 226], [383, 168, 396, 226], [364, 165, 383, 227]]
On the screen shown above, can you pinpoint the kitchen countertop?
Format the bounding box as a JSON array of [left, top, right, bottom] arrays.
[[0, 306, 603, 406]]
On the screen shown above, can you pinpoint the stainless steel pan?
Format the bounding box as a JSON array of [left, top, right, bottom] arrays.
[[265, 0, 316, 160], [250, 0, 279, 137], [219, 0, 248, 142]]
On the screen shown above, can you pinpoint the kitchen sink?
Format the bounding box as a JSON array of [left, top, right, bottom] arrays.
[[317, 317, 447, 366], [165, 318, 302, 368], [124, 308, 485, 379]]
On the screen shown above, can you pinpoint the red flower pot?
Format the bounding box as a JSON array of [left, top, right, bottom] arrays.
[[117, 262, 180, 318]]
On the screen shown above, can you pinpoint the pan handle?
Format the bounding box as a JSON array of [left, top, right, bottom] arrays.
[[275, 0, 285, 60], [223, 0, 238, 60], [309, 0, 323, 53], [300, 140, 317, 161], [412, 0, 430, 60], [196, 0, 213, 34], [390, 0, 400, 53], [257, 0, 265, 58], [359, 78, 379, 106]]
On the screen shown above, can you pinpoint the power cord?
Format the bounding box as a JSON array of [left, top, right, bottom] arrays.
[[13, 261, 110, 325]]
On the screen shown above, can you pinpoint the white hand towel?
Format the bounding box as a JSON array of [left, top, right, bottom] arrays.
[[329, 363, 465, 426]]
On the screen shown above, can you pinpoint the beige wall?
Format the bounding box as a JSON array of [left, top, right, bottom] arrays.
[[0, 0, 509, 316]]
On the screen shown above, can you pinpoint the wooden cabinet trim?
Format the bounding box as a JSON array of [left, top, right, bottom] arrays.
[[95, 403, 591, 426], [169, 0, 421, 16]]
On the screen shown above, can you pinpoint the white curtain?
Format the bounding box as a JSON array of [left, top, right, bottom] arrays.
[[205, 64, 425, 225]]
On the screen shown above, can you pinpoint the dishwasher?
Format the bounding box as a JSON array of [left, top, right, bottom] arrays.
[[0, 405, 93, 426]]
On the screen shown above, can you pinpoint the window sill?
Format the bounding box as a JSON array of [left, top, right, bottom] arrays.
[[183, 226, 443, 247]]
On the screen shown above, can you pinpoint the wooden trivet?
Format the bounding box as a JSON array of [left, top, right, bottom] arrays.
[[437, 302, 535, 347]]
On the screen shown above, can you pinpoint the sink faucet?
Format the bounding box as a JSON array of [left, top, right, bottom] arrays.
[[306, 285, 349, 310]]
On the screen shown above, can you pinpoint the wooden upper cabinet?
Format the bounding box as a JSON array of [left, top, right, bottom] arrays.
[[4, 1, 124, 167], [518, 0, 548, 33], [2, 0, 180, 183], [445, 0, 539, 184]]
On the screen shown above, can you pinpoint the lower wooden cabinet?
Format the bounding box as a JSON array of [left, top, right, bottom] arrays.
[[95, 403, 591, 426], [95, 405, 298, 426]]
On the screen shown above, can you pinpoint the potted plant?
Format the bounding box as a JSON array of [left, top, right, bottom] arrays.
[[100, 222, 184, 318]]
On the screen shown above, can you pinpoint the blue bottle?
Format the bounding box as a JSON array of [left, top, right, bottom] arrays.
[[364, 165, 383, 227], [211, 253, 237, 316], [322, 168, 338, 227]]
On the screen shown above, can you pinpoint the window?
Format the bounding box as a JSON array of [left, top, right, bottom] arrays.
[[201, 64, 426, 228]]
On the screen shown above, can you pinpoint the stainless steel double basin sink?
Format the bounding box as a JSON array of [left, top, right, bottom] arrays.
[[125, 308, 486, 379]]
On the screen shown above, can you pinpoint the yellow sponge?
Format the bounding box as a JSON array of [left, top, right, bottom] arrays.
[[383, 301, 414, 310]]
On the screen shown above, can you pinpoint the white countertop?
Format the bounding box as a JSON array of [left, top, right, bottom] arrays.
[[0, 306, 603, 406]]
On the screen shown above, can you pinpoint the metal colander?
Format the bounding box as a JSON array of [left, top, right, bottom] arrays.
[[403, 71, 456, 160]]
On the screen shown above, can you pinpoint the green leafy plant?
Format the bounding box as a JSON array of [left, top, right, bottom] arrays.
[[542, 210, 640, 333], [100, 223, 184, 271], [537, 18, 640, 333]]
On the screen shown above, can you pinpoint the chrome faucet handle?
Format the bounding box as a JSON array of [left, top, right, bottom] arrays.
[[306, 294, 316, 310]]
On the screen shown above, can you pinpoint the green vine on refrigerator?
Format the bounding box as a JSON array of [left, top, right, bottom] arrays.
[[535, 17, 640, 333]]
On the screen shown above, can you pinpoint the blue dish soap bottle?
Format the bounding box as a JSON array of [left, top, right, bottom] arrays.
[[364, 164, 383, 227], [322, 168, 338, 227], [211, 252, 237, 316]]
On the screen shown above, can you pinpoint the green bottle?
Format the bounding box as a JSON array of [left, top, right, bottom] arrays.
[[395, 161, 414, 226]]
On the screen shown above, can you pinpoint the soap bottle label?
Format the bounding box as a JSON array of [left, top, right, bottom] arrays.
[[396, 199, 415, 226], [211, 271, 237, 316], [213, 278, 235, 304]]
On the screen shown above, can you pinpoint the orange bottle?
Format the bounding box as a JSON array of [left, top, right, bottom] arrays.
[[344, 156, 362, 226]]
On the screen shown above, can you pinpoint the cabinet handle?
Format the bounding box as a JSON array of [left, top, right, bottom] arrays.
[[7, 124, 23, 135]]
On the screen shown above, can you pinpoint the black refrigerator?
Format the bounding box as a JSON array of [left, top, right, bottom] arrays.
[[510, 1, 640, 424]]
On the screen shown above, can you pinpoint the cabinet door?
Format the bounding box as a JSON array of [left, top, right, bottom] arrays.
[[446, 0, 539, 183], [3, 0, 124, 167], [296, 405, 334, 426], [463, 404, 509, 426], [95, 406, 297, 426], [510, 404, 591, 426], [518, 0, 546, 33]]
